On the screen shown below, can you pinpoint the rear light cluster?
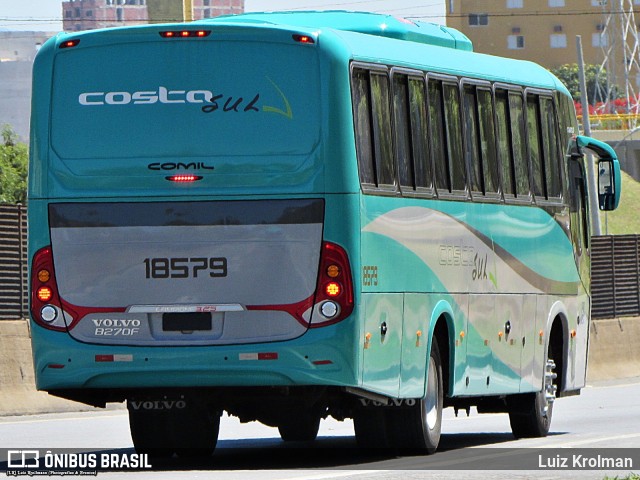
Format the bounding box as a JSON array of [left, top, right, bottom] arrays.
[[31, 247, 66, 331], [159, 30, 211, 38], [310, 242, 354, 328]]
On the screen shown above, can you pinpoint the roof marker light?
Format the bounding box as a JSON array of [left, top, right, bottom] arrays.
[[160, 30, 211, 39], [292, 34, 315, 44], [60, 39, 80, 49]]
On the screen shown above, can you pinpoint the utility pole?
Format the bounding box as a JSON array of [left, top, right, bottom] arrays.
[[183, 0, 193, 21], [577, 35, 602, 236]]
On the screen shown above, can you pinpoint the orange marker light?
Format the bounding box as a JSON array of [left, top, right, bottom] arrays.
[[327, 265, 340, 278], [37, 269, 51, 283]]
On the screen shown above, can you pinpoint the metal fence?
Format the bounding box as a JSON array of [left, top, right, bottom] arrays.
[[592, 235, 640, 319], [0, 204, 637, 321], [0, 204, 27, 319]]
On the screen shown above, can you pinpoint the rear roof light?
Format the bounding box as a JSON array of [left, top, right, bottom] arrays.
[[292, 34, 315, 44], [59, 39, 80, 49], [160, 30, 211, 38]]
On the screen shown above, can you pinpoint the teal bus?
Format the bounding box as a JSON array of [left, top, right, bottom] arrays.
[[28, 11, 621, 455]]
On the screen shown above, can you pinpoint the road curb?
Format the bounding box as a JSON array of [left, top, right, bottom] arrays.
[[587, 317, 640, 382]]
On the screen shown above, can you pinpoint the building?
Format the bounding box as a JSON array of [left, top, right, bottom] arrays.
[[0, 32, 57, 142], [62, 0, 149, 32], [191, 0, 244, 20], [62, 0, 244, 31], [446, 0, 606, 68]]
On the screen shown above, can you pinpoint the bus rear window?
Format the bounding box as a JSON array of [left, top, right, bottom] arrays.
[[50, 41, 320, 159]]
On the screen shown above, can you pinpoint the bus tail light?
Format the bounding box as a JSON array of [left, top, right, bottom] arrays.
[[31, 246, 66, 331], [310, 242, 354, 328]]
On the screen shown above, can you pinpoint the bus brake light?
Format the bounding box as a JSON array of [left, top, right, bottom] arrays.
[[166, 174, 203, 183]]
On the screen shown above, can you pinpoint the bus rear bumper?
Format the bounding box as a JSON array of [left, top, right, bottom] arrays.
[[31, 324, 358, 393]]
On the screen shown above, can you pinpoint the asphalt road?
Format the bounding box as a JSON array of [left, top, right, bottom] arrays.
[[1, 377, 639, 479]]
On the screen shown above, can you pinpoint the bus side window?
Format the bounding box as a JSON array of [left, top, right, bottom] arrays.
[[495, 89, 516, 198], [508, 92, 530, 198], [370, 72, 395, 187], [352, 68, 376, 186], [463, 84, 483, 194], [429, 79, 451, 193], [443, 83, 466, 192], [408, 77, 432, 190], [526, 94, 546, 199], [477, 88, 499, 194], [540, 97, 562, 199], [393, 74, 415, 189]]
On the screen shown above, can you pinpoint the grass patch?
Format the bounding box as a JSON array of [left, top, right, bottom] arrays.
[[598, 170, 640, 235]]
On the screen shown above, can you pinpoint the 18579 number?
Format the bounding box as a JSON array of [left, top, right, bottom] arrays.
[[144, 257, 228, 279]]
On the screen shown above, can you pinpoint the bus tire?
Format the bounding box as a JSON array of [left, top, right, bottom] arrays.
[[508, 351, 557, 438], [128, 400, 220, 458], [386, 339, 443, 454], [278, 414, 321, 442]]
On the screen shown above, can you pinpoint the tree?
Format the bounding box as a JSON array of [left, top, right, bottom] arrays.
[[550, 64, 615, 105], [0, 124, 28, 204]]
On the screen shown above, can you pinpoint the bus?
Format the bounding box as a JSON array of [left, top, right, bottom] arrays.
[[28, 11, 621, 455]]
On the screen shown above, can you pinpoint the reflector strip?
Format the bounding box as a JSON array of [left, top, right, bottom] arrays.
[[47, 364, 66, 369], [95, 354, 133, 362], [312, 360, 333, 365], [239, 352, 278, 361]]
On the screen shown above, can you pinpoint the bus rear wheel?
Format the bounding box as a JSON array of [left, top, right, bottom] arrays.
[[386, 340, 443, 454], [127, 398, 220, 458], [508, 357, 557, 438]]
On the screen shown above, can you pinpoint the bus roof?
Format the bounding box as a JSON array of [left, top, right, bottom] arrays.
[[208, 10, 473, 51], [204, 11, 565, 93]]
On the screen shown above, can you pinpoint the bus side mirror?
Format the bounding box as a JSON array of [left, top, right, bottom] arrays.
[[598, 160, 617, 211], [573, 135, 622, 211]]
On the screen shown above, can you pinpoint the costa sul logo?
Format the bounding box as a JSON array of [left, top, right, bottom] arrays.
[[77, 78, 293, 119]]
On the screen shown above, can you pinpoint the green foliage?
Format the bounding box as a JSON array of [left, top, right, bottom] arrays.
[[602, 474, 640, 480], [550, 64, 613, 105], [599, 170, 640, 235], [0, 124, 28, 205]]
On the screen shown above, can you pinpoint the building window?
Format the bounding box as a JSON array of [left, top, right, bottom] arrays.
[[203, 8, 211, 18], [549, 0, 565, 6], [468, 14, 489, 26], [86, 10, 93, 17], [65, 10, 72, 18], [116, 7, 123, 21], [204, 0, 210, 5], [508, 35, 525, 49], [550, 34, 567, 48], [507, 0, 523, 8], [593, 32, 607, 47], [74, 7, 81, 17]]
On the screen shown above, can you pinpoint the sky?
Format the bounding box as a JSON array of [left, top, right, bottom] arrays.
[[0, 0, 445, 32]]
